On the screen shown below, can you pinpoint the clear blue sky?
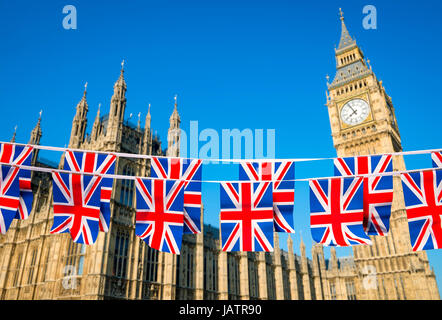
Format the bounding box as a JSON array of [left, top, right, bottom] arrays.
[[1, 0, 442, 294]]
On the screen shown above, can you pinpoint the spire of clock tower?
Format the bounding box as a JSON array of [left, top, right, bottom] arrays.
[[328, 9, 372, 91], [337, 8, 356, 51]]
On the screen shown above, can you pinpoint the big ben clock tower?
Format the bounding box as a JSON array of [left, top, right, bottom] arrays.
[[325, 9, 439, 300]]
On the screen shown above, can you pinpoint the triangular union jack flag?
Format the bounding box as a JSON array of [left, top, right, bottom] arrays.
[[220, 182, 274, 252], [0, 164, 21, 234], [50, 172, 101, 245], [150, 157, 202, 234], [432, 152, 442, 168], [401, 169, 442, 251], [309, 177, 372, 247], [135, 178, 185, 254], [239, 161, 295, 233], [334, 155, 393, 236], [0, 143, 34, 221], [63, 151, 116, 232]]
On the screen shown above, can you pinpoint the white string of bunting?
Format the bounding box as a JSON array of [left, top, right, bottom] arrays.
[[1, 141, 441, 183]]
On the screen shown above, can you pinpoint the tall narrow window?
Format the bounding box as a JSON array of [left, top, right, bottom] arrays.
[[330, 282, 337, 300], [27, 249, 38, 284], [113, 230, 130, 278], [12, 253, 23, 287], [144, 246, 159, 282], [42, 246, 51, 281], [120, 165, 135, 207], [65, 242, 87, 277]]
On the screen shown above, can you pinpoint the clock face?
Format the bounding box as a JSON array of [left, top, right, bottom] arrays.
[[340, 99, 370, 126]]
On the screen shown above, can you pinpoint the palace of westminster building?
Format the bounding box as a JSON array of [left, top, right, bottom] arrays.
[[0, 12, 439, 300]]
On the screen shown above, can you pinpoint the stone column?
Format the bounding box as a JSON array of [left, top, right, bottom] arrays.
[[161, 253, 177, 299], [238, 252, 249, 300], [257, 252, 268, 300], [217, 246, 228, 300], [286, 235, 299, 300], [194, 223, 204, 300], [273, 233, 284, 300]]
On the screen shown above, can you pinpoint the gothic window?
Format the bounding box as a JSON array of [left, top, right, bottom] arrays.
[[144, 246, 158, 282], [12, 253, 23, 287], [212, 254, 218, 292], [42, 245, 51, 281], [345, 280, 356, 300], [186, 251, 195, 288], [329, 282, 337, 300], [26, 249, 38, 284], [400, 276, 407, 299], [120, 165, 135, 207], [113, 229, 129, 278], [267, 265, 276, 300], [394, 278, 401, 299], [65, 242, 86, 277], [227, 255, 240, 298], [248, 257, 259, 299]]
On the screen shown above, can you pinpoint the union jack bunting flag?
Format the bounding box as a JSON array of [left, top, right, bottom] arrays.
[[0, 164, 21, 234], [64, 151, 116, 232], [220, 182, 274, 252], [239, 161, 295, 233], [50, 172, 102, 245], [0, 143, 34, 221], [135, 178, 185, 254], [401, 169, 442, 251], [151, 157, 202, 234], [334, 155, 393, 236], [432, 152, 442, 168], [309, 177, 372, 246]]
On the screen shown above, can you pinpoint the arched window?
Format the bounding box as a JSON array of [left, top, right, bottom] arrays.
[[120, 165, 135, 207], [144, 246, 159, 282], [113, 229, 130, 278], [64, 241, 86, 283]]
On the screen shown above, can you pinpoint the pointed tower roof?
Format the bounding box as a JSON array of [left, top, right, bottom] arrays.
[[115, 59, 127, 88], [76, 82, 89, 110], [169, 94, 181, 123], [95, 103, 101, 120], [145, 103, 152, 126], [29, 110, 42, 145], [10, 125, 17, 143], [336, 8, 356, 52], [82, 81, 88, 100]]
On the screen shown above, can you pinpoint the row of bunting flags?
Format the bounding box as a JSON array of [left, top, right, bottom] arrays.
[[0, 142, 442, 254]]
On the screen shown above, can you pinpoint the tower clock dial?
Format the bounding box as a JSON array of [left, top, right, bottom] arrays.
[[340, 99, 370, 126]]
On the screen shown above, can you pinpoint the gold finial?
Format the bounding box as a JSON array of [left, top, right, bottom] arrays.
[[326, 74, 330, 83], [39, 109, 43, 120], [83, 81, 88, 97], [148, 103, 151, 114], [174, 94, 178, 110], [98, 102, 101, 110], [367, 59, 372, 70], [121, 59, 125, 70], [137, 112, 141, 129], [339, 8, 344, 21]]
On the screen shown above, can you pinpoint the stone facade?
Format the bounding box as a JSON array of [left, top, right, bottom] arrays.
[[0, 13, 439, 300]]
